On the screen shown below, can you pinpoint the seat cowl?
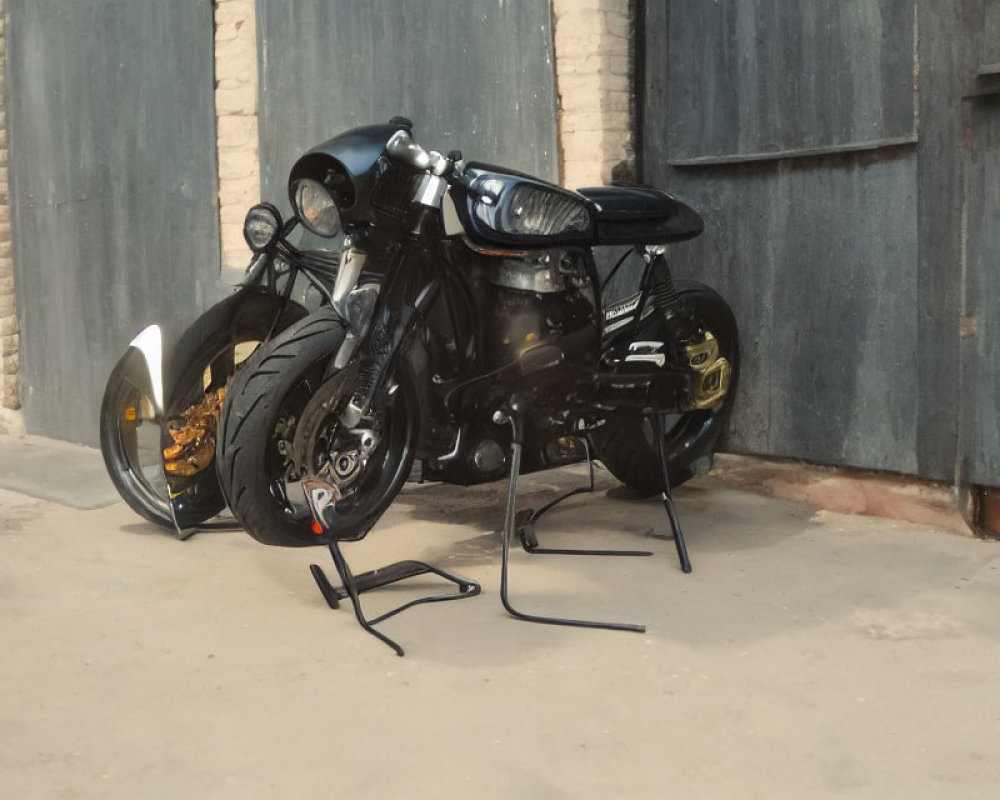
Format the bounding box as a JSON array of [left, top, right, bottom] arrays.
[[577, 186, 678, 221], [577, 186, 704, 244]]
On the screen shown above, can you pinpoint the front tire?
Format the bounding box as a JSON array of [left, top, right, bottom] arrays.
[[216, 307, 347, 546], [591, 280, 740, 496]]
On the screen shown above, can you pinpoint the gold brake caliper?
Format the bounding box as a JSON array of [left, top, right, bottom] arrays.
[[163, 387, 226, 477], [684, 331, 731, 410]]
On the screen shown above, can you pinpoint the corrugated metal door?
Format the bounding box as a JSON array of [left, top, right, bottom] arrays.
[[643, 0, 997, 483], [6, 0, 221, 445], [960, 0, 1000, 485], [256, 0, 560, 213]]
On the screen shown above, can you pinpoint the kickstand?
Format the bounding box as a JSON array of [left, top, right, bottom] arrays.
[[304, 480, 481, 656], [516, 436, 654, 558], [494, 397, 646, 634], [651, 413, 693, 574]]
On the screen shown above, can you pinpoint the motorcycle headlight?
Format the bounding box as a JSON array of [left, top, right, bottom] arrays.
[[292, 178, 341, 237], [243, 203, 282, 252]]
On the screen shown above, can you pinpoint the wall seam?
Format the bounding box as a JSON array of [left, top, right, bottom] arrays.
[[0, 0, 23, 430]]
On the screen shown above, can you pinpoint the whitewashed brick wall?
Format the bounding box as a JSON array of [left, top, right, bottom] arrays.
[[552, 0, 633, 189], [215, 0, 260, 269], [0, 0, 21, 424]]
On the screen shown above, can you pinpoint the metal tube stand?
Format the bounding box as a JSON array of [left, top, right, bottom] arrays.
[[651, 413, 693, 573], [515, 436, 654, 558], [305, 479, 481, 657], [494, 398, 646, 634]]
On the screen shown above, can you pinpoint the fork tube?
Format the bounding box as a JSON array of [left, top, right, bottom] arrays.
[[354, 253, 440, 418]]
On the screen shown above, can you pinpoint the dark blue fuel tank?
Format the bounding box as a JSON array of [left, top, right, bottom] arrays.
[[453, 164, 704, 249]]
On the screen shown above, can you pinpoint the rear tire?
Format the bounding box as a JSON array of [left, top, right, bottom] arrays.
[[591, 280, 739, 496]]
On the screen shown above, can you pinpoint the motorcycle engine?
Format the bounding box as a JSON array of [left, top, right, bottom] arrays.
[[486, 253, 594, 369], [488, 249, 570, 293]]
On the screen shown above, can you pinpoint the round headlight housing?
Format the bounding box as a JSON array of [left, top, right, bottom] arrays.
[[243, 203, 282, 252], [292, 178, 341, 237]]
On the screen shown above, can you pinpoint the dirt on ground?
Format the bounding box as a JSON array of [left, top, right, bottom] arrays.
[[2, 464, 1000, 799]]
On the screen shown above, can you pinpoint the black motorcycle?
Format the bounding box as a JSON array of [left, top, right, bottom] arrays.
[[214, 118, 739, 653], [99, 206, 342, 534]]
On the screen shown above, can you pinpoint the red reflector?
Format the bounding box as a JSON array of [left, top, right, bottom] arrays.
[[312, 521, 324, 535]]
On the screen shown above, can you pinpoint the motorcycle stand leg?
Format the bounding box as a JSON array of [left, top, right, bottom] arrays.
[[494, 399, 646, 634], [651, 413, 693, 574], [516, 436, 654, 559], [309, 534, 482, 657]]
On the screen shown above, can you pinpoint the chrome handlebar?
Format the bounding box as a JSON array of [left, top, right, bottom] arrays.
[[385, 129, 455, 177]]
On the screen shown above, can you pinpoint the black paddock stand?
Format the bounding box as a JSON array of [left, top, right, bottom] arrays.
[[515, 436, 654, 558], [494, 396, 696, 635], [171, 518, 243, 541], [493, 397, 647, 634], [650, 413, 693, 574], [304, 480, 481, 657]]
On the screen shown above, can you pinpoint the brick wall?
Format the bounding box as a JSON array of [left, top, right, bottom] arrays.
[[214, 0, 260, 269], [552, 0, 633, 189], [0, 0, 21, 427]]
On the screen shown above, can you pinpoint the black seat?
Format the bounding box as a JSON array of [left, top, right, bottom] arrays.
[[577, 186, 704, 245]]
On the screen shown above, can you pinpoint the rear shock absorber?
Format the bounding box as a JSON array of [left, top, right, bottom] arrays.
[[642, 246, 696, 343]]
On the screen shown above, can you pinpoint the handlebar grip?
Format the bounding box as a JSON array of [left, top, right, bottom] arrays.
[[385, 130, 453, 177], [384, 130, 429, 168]]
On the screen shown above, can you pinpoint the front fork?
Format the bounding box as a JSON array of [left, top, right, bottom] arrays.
[[327, 240, 439, 429]]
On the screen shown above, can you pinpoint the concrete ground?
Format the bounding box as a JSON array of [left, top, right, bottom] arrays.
[[2, 440, 1000, 799]]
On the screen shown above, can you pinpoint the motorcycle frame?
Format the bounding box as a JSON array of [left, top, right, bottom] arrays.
[[332, 216, 591, 448], [331, 201, 715, 481]]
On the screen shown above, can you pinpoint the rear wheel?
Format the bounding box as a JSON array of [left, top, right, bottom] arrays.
[[591, 280, 739, 496]]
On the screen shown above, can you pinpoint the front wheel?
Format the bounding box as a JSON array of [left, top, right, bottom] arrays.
[[292, 357, 420, 543], [590, 280, 740, 496], [217, 308, 420, 546]]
